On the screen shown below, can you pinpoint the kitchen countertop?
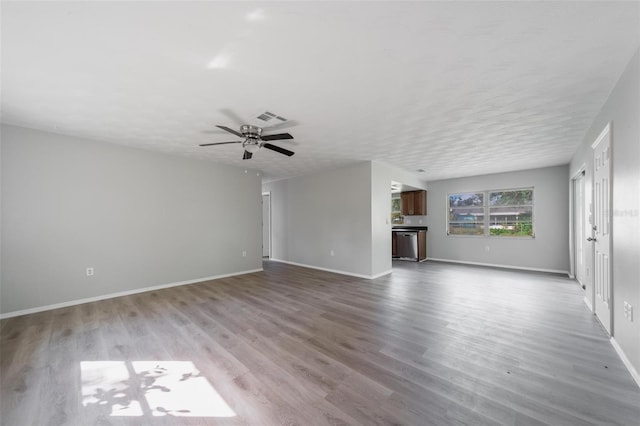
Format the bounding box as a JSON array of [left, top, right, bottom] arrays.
[[392, 226, 428, 231]]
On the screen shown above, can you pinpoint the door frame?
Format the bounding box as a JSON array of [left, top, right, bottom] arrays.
[[569, 167, 587, 283], [262, 191, 271, 258]]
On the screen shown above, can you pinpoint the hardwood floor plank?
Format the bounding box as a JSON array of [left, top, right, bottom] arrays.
[[2, 260, 640, 425]]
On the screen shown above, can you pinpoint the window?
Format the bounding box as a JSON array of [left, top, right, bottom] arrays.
[[391, 196, 404, 224], [489, 190, 533, 237], [448, 188, 534, 237], [448, 192, 485, 235]]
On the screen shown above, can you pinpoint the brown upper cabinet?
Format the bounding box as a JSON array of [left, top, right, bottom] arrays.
[[401, 190, 427, 215]]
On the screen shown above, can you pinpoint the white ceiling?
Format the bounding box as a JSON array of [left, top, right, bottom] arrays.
[[2, 1, 639, 182]]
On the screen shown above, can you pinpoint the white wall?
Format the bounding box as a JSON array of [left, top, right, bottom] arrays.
[[425, 165, 570, 273], [382, 161, 428, 191], [570, 48, 640, 378], [1, 125, 262, 315]]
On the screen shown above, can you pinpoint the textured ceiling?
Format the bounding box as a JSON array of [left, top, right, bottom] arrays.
[[2, 1, 639, 183]]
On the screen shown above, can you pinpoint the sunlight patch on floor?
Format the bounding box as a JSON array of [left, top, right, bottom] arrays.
[[81, 360, 236, 417]]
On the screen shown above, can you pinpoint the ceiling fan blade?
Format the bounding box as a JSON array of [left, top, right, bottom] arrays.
[[216, 125, 243, 137], [263, 143, 294, 157], [260, 132, 294, 141], [262, 119, 300, 131], [219, 108, 246, 126], [199, 141, 242, 147], [243, 150, 253, 160]]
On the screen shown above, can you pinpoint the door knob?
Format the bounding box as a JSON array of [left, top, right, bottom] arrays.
[[587, 237, 597, 242]]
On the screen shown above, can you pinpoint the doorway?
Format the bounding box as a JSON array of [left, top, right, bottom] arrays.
[[572, 169, 591, 294], [262, 192, 271, 258]]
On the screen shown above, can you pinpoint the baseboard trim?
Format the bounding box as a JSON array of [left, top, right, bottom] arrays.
[[269, 259, 389, 280], [610, 337, 640, 388], [0, 268, 263, 320], [371, 269, 393, 279], [427, 258, 569, 276]]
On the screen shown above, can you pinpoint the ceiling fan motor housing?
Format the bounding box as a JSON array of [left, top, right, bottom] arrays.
[[241, 125, 263, 138]]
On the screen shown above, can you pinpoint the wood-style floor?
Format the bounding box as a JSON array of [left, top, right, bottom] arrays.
[[2, 260, 639, 425]]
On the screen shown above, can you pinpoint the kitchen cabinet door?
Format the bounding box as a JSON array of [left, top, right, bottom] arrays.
[[401, 192, 414, 215], [401, 190, 426, 215], [414, 190, 426, 215], [418, 231, 427, 261], [392, 232, 397, 257]]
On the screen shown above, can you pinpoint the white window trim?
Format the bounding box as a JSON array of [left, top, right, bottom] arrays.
[[446, 187, 535, 238]]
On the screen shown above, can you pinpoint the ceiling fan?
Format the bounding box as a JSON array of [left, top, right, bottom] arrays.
[[199, 124, 295, 160]]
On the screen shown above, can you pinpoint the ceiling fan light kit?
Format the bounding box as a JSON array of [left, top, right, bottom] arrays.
[[199, 123, 295, 160], [243, 139, 260, 153]]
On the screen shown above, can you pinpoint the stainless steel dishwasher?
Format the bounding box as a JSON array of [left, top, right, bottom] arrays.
[[396, 231, 418, 261]]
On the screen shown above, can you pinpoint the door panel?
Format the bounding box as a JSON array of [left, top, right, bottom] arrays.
[[592, 125, 612, 334], [574, 172, 587, 288]]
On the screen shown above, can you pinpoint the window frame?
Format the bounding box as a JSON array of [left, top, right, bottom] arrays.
[[446, 187, 535, 238], [447, 192, 486, 237], [391, 194, 404, 225]]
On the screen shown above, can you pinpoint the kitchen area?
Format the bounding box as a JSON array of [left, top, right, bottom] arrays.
[[391, 182, 427, 262]]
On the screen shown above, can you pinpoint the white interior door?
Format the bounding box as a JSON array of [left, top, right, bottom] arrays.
[[262, 193, 271, 258], [592, 124, 612, 334], [574, 171, 587, 288]]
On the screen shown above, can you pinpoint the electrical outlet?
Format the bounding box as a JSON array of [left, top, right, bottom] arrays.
[[485, 246, 490, 252], [330, 250, 334, 256], [242, 251, 247, 257], [86, 267, 94, 276]]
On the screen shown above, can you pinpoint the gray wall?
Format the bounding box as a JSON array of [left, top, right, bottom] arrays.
[[1, 125, 262, 315], [371, 161, 428, 276], [570, 48, 640, 377], [425, 165, 570, 273], [371, 162, 392, 277], [263, 161, 428, 278], [263, 162, 374, 277]]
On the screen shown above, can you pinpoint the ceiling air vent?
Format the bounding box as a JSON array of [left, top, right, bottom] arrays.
[[256, 111, 287, 123]]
